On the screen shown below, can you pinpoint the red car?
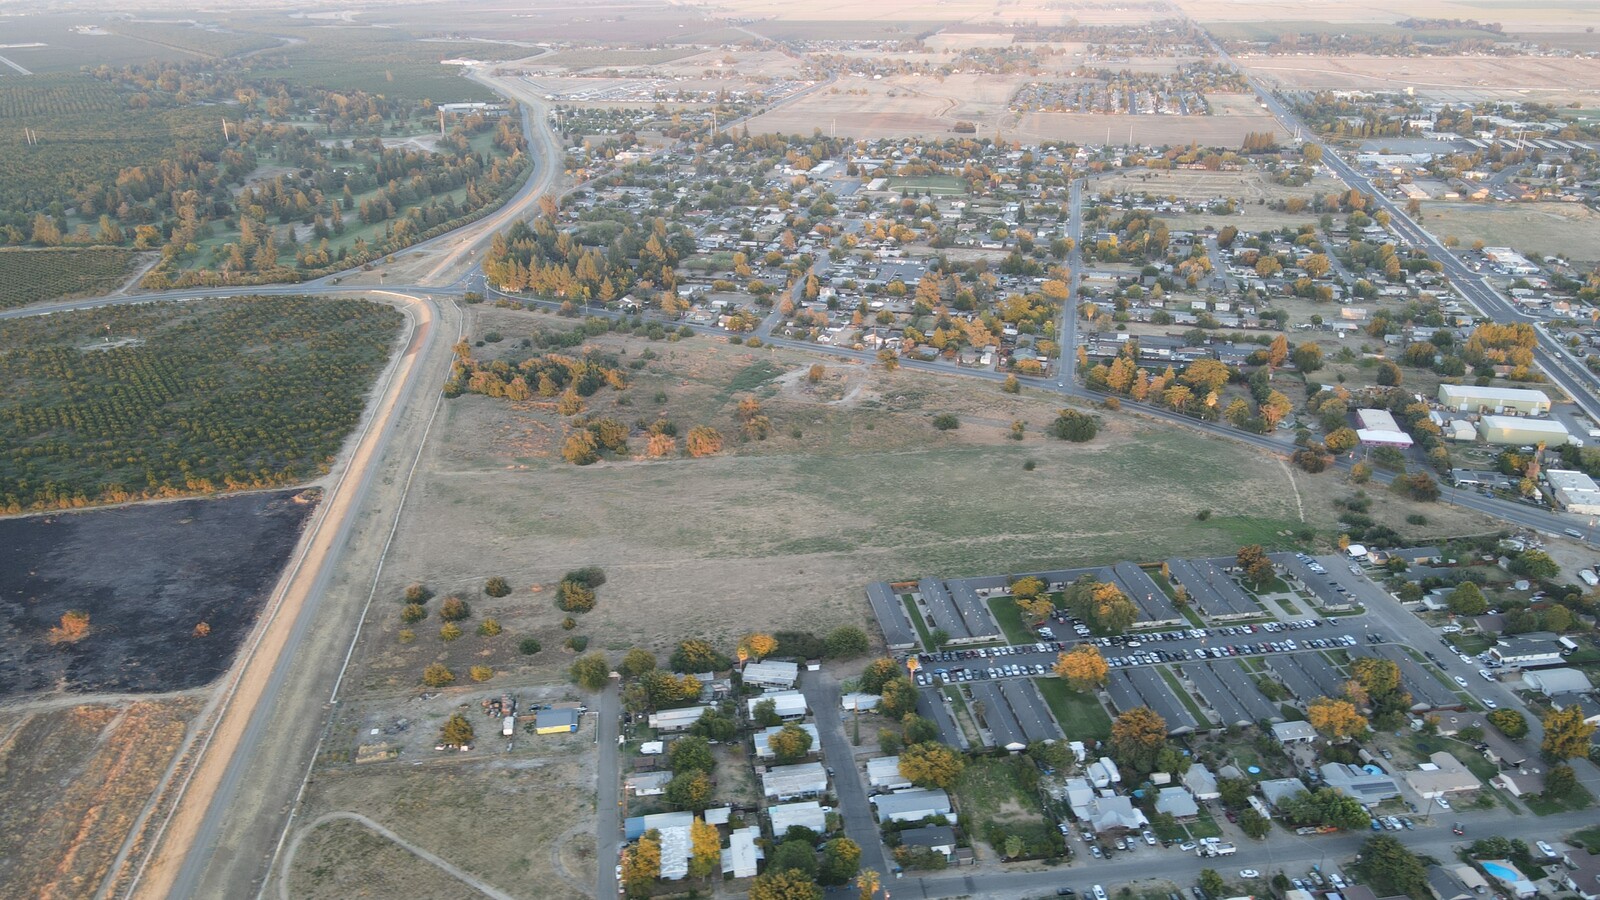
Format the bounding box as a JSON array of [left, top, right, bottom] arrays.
[[1452, 823, 1465, 836], [1226, 810, 1238, 823]]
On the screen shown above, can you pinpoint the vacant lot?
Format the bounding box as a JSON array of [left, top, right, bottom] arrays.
[[0, 490, 314, 696], [743, 72, 1029, 138], [1089, 166, 1344, 205], [353, 310, 1484, 685], [0, 696, 200, 899], [290, 756, 593, 900], [0, 248, 142, 309], [1421, 202, 1600, 266]]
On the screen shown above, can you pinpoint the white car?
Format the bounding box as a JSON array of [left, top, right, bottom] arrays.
[[1483, 698, 1498, 709], [1179, 841, 1199, 852], [1454, 675, 1470, 687], [1240, 870, 1261, 879], [1437, 797, 1452, 810]]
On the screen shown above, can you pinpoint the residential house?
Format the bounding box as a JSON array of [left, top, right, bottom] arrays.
[[626, 771, 672, 797], [753, 724, 820, 760], [1319, 763, 1401, 804], [1082, 795, 1148, 834], [1183, 765, 1221, 801], [873, 788, 953, 824], [1489, 769, 1547, 798], [723, 826, 762, 879], [1560, 848, 1600, 900], [761, 762, 829, 801], [768, 801, 830, 836], [648, 705, 712, 732], [1427, 865, 1473, 900], [1259, 778, 1308, 811], [743, 660, 800, 690], [1273, 721, 1318, 744], [1489, 633, 1565, 669], [747, 691, 808, 721], [1403, 752, 1481, 799], [1549, 693, 1600, 726], [1156, 786, 1200, 820], [900, 825, 959, 860], [868, 755, 913, 791], [1523, 668, 1592, 697]]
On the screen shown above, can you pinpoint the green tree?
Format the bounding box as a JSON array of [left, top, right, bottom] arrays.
[[1358, 835, 1428, 898], [671, 638, 730, 673], [690, 708, 738, 742], [1200, 869, 1227, 899], [898, 742, 966, 788], [422, 662, 455, 687], [770, 723, 815, 764], [665, 770, 714, 812], [1447, 582, 1488, 616], [1542, 705, 1597, 761], [439, 595, 471, 621], [619, 648, 657, 678], [1239, 808, 1272, 839], [570, 652, 611, 690], [769, 840, 819, 878], [819, 837, 862, 885], [669, 735, 716, 774], [483, 576, 512, 597], [901, 714, 939, 745], [1510, 550, 1559, 580], [439, 712, 475, 746], [861, 658, 901, 693], [1110, 706, 1168, 775], [825, 626, 870, 658], [1544, 763, 1577, 799], [753, 698, 783, 727], [1049, 409, 1098, 442], [519, 637, 542, 655], [1488, 708, 1527, 738], [1218, 777, 1254, 809], [878, 676, 918, 719], [1292, 343, 1324, 373], [750, 866, 823, 900]]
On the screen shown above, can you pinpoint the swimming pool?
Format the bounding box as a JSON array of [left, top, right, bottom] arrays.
[[1482, 861, 1520, 883]]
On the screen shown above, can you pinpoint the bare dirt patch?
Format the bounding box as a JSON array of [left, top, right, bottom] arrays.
[[1241, 55, 1600, 106], [284, 819, 476, 900], [0, 697, 201, 900], [0, 491, 315, 697]]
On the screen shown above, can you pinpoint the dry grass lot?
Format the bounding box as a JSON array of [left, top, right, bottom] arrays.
[[1090, 167, 1345, 204], [744, 72, 1029, 138], [0, 697, 201, 900], [1421, 202, 1600, 267], [354, 307, 1494, 683], [290, 757, 593, 900], [1175, 0, 1600, 30]]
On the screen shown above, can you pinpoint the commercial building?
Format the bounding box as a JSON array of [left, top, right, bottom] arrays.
[[1478, 415, 1570, 447], [1482, 247, 1541, 275], [1438, 384, 1552, 415], [1548, 469, 1600, 515], [1356, 408, 1414, 448]]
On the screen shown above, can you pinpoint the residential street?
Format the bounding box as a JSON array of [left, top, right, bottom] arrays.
[[596, 681, 622, 899], [801, 669, 894, 882]]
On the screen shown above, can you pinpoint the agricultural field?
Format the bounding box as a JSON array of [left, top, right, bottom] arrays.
[[259, 28, 525, 102], [1421, 202, 1600, 266], [0, 247, 141, 309], [539, 48, 702, 69], [0, 490, 314, 695], [0, 297, 403, 512], [0, 697, 202, 899], [0, 13, 215, 74], [352, 308, 1487, 691], [1240, 55, 1600, 106], [742, 72, 1029, 139]]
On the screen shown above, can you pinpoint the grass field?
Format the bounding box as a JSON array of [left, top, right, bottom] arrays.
[[1034, 677, 1113, 742], [0, 297, 402, 512], [953, 755, 1049, 833], [357, 311, 1494, 690], [0, 247, 139, 309], [541, 48, 701, 68]]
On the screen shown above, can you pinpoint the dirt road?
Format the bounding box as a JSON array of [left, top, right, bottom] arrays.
[[128, 293, 458, 900]]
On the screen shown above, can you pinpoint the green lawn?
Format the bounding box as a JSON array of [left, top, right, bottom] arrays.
[[988, 596, 1038, 645], [902, 594, 936, 649], [1160, 667, 1211, 724], [1035, 677, 1112, 742], [1524, 782, 1594, 816], [1572, 825, 1600, 853], [891, 175, 968, 195], [1446, 634, 1493, 656]]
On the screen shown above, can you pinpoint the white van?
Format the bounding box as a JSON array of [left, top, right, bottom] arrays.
[[1093, 886, 1108, 900]]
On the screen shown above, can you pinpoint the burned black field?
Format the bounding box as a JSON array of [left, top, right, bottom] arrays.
[[0, 490, 315, 696]]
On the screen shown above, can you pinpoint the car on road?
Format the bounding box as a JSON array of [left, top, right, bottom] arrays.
[[1240, 870, 1261, 879], [1484, 698, 1498, 709], [1179, 842, 1198, 852], [1454, 675, 1470, 687], [1452, 823, 1465, 835], [1057, 889, 1077, 897]]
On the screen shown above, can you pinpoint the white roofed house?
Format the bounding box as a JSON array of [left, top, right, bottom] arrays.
[[1183, 764, 1221, 801], [761, 762, 829, 801], [743, 660, 800, 690], [649, 705, 712, 732], [1523, 668, 1592, 697], [747, 691, 808, 720], [768, 801, 830, 836], [723, 826, 762, 879], [872, 788, 952, 824], [753, 724, 820, 760], [868, 755, 913, 791]]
